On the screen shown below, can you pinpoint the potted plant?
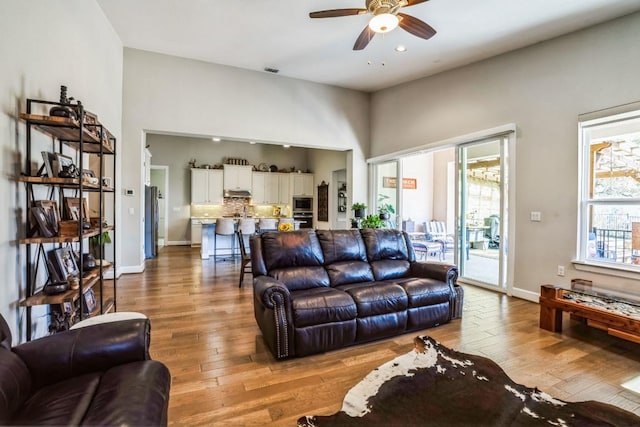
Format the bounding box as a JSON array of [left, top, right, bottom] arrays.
[[351, 202, 367, 219], [377, 194, 395, 220], [89, 230, 111, 260], [360, 214, 383, 229]]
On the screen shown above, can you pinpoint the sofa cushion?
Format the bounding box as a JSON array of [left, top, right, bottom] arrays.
[[337, 282, 408, 317], [262, 230, 325, 270], [81, 361, 171, 427], [316, 230, 368, 264], [0, 350, 31, 424], [325, 261, 374, 286], [291, 288, 358, 327], [361, 228, 411, 262], [394, 277, 452, 307], [11, 372, 100, 426], [271, 266, 330, 291], [370, 259, 411, 281]]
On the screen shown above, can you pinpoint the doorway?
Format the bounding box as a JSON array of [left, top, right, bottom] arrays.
[[150, 166, 169, 247], [456, 135, 510, 290]]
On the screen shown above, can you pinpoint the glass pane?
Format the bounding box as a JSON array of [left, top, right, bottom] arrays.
[[458, 139, 501, 286], [587, 204, 640, 265], [589, 117, 640, 200]]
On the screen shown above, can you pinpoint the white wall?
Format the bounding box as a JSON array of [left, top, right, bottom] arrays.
[[371, 12, 640, 299], [401, 152, 434, 229], [121, 49, 370, 272], [309, 149, 348, 230], [0, 1, 122, 341]]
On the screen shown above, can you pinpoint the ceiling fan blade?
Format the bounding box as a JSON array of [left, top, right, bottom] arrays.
[[353, 26, 375, 50], [398, 13, 436, 40], [403, 0, 430, 6], [309, 8, 367, 18]]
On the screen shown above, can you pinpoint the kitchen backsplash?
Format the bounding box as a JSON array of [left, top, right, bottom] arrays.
[[190, 199, 290, 218]]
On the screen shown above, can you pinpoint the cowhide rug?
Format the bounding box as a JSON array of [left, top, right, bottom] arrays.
[[298, 336, 640, 426]]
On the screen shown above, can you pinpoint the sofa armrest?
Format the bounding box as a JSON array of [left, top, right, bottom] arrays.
[[254, 276, 291, 309], [13, 319, 150, 390], [410, 261, 458, 284], [253, 276, 295, 359]]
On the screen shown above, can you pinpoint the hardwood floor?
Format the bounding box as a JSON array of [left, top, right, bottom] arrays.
[[117, 246, 640, 425]]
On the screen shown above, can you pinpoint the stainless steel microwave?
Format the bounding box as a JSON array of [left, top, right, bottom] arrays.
[[292, 197, 313, 212]]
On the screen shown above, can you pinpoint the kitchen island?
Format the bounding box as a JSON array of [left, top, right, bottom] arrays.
[[193, 217, 300, 260]]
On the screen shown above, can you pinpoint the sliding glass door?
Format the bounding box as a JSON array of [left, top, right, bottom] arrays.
[[457, 137, 509, 289]]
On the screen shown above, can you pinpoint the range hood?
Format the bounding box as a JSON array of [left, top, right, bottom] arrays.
[[224, 189, 252, 198]]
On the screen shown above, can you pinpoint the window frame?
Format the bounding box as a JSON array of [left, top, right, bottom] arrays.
[[576, 104, 640, 276]]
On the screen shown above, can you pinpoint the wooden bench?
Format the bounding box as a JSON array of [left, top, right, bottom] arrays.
[[539, 284, 640, 344]]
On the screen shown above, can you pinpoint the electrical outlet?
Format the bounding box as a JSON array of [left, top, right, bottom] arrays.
[[557, 265, 565, 276]]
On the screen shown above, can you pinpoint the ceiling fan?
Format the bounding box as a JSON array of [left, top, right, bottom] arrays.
[[309, 0, 436, 51]]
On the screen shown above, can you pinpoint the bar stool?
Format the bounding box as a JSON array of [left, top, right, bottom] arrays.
[[237, 218, 256, 252], [258, 218, 277, 234], [214, 218, 236, 260]]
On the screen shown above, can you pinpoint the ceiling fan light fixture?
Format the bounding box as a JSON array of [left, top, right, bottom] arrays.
[[369, 13, 399, 33]]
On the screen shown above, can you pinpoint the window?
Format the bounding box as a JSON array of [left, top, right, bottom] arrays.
[[578, 105, 640, 270]]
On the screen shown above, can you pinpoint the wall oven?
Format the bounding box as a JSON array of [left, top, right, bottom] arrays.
[[293, 211, 314, 229], [292, 197, 314, 229], [292, 197, 313, 212]]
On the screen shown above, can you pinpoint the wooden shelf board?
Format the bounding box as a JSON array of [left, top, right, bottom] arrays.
[[19, 175, 112, 191], [19, 113, 114, 154], [21, 225, 114, 244], [20, 275, 100, 307]]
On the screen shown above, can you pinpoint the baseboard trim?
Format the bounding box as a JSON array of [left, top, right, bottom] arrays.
[[510, 287, 539, 303], [168, 240, 190, 246], [119, 264, 145, 275]]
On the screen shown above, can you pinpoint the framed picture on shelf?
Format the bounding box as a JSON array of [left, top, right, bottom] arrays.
[[64, 197, 89, 221], [34, 200, 60, 234], [40, 151, 58, 177], [48, 246, 79, 280], [83, 110, 99, 137], [30, 206, 57, 237], [82, 288, 97, 314], [54, 153, 77, 178]]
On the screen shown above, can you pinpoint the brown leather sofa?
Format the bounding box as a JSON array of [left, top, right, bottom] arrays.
[[250, 228, 462, 359], [0, 314, 171, 426]]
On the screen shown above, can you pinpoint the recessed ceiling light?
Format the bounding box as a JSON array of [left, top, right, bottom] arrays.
[[212, 137, 221, 142], [249, 141, 256, 145], [283, 145, 290, 148], [395, 45, 407, 53]]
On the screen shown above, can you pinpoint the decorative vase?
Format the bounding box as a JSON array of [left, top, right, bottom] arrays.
[[379, 212, 390, 220], [354, 209, 365, 218]]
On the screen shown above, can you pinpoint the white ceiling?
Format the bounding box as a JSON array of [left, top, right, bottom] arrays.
[[97, 0, 640, 92]]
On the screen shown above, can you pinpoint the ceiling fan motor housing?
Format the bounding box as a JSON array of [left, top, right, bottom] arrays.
[[366, 0, 402, 15]]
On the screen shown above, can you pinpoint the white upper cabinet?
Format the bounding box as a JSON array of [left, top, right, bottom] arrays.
[[291, 173, 314, 197], [191, 169, 223, 204], [252, 172, 291, 204], [223, 165, 252, 191]]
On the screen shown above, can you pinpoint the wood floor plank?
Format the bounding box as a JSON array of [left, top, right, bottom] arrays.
[[116, 246, 640, 425]]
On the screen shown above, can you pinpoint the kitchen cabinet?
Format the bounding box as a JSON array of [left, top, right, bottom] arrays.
[[223, 165, 252, 191], [291, 173, 314, 197], [252, 172, 290, 204], [191, 219, 202, 246], [191, 168, 223, 204]]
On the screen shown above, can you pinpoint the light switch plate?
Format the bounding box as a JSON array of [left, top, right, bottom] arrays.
[[530, 211, 542, 222]]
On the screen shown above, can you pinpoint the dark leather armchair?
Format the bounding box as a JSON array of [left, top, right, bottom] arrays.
[[0, 314, 171, 426]]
